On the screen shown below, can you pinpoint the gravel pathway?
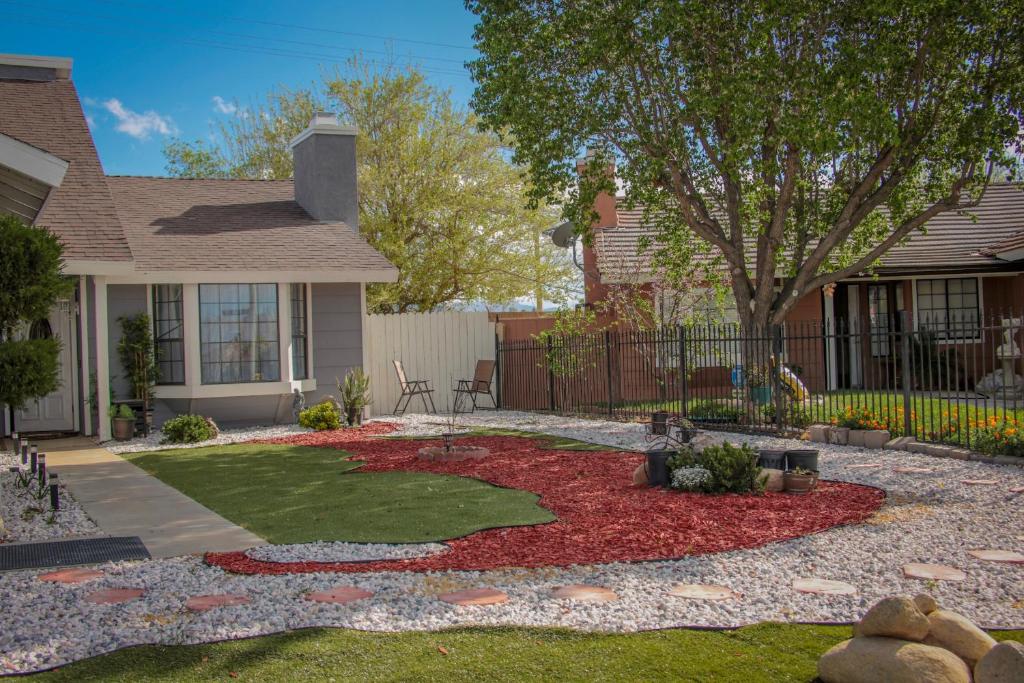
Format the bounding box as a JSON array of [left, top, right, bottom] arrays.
[[0, 452, 100, 543], [104, 424, 311, 454], [1, 411, 1021, 674], [245, 541, 449, 564]]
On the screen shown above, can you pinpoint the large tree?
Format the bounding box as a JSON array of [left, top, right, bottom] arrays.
[[164, 64, 574, 313], [467, 0, 1024, 329]]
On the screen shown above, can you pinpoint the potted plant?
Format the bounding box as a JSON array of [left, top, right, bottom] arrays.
[[784, 466, 817, 494], [111, 404, 135, 441], [756, 449, 787, 470], [338, 369, 371, 427], [116, 313, 157, 436], [675, 417, 698, 443], [784, 448, 819, 472]]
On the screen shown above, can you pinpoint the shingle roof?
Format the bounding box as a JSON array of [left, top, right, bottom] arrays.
[[0, 77, 132, 261], [595, 183, 1024, 280], [105, 176, 397, 276]]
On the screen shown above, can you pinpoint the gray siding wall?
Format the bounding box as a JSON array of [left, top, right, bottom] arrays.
[[106, 284, 148, 401], [309, 282, 363, 405]]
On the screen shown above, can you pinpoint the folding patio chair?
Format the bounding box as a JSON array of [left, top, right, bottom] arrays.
[[453, 359, 497, 413], [392, 360, 437, 415]]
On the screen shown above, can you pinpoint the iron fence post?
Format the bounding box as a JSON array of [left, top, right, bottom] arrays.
[[546, 335, 556, 412], [678, 325, 688, 417], [494, 331, 502, 409], [604, 330, 614, 417], [901, 311, 913, 437]]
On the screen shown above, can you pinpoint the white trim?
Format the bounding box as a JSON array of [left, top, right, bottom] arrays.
[[0, 133, 69, 187], [154, 378, 316, 400], [910, 275, 985, 344], [0, 53, 72, 77], [304, 282, 314, 379], [94, 277, 110, 441], [278, 283, 294, 383], [104, 268, 397, 284], [79, 275, 92, 436], [62, 259, 136, 276], [182, 284, 200, 390], [289, 122, 357, 149], [824, 293, 838, 391]]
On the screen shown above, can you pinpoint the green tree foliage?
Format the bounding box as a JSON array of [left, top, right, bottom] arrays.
[[467, 0, 1024, 328], [0, 214, 73, 408], [163, 63, 574, 313]]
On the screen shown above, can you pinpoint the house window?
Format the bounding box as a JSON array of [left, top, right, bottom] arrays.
[[916, 278, 980, 339], [290, 283, 308, 380], [152, 284, 185, 384], [199, 284, 280, 384]]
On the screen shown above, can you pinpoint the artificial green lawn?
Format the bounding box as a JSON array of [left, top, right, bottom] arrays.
[[126, 443, 554, 544], [30, 624, 1024, 682]]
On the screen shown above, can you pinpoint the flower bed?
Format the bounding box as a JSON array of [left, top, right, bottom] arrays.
[[208, 431, 884, 575]]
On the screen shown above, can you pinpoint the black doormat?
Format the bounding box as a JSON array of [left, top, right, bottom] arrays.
[[0, 536, 150, 571]]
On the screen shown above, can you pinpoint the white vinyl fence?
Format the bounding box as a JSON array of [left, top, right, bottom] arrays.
[[363, 311, 497, 416]]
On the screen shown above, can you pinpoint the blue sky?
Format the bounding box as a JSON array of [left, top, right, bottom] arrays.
[[0, 0, 479, 176]]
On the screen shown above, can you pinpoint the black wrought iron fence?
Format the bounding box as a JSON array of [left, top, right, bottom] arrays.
[[496, 312, 1024, 454]]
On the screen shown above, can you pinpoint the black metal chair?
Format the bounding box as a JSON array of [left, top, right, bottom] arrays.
[[392, 360, 437, 415], [453, 360, 497, 412]]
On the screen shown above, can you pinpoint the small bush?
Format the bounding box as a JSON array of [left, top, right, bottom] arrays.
[[299, 400, 342, 431], [161, 414, 218, 444], [688, 400, 742, 423], [670, 465, 712, 492], [762, 401, 812, 428], [115, 404, 134, 419], [696, 443, 764, 494]]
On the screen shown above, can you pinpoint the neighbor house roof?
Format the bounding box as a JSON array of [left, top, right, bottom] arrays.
[[594, 182, 1024, 282], [105, 176, 397, 279], [0, 76, 133, 262]]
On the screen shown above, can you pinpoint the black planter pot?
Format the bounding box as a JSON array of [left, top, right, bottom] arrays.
[[651, 411, 669, 436], [757, 449, 787, 470], [785, 449, 819, 472], [645, 449, 675, 487], [676, 427, 697, 444]]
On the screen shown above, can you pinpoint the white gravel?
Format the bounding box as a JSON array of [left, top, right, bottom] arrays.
[[0, 452, 100, 543], [245, 541, 449, 564], [103, 423, 311, 454], [1, 410, 1021, 674]]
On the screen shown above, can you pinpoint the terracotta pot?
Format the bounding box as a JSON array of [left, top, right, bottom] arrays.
[[829, 427, 850, 445], [111, 417, 134, 441], [784, 471, 817, 494], [863, 429, 891, 449]]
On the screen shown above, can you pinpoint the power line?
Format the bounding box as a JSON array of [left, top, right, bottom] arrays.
[[92, 0, 478, 52]]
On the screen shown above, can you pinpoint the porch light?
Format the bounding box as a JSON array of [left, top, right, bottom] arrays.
[[49, 473, 59, 511], [38, 453, 46, 484], [20, 438, 28, 465], [30, 445, 37, 474]]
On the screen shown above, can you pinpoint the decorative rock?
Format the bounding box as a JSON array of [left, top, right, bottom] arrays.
[[961, 479, 999, 486], [818, 636, 971, 683], [185, 594, 251, 612], [974, 640, 1024, 683], [907, 442, 933, 454], [863, 430, 891, 449], [854, 596, 930, 641], [438, 588, 508, 606], [913, 593, 939, 615], [305, 586, 375, 605], [847, 463, 883, 469], [38, 568, 104, 584], [924, 609, 998, 667], [968, 549, 1024, 563], [761, 468, 784, 492], [885, 436, 916, 451], [925, 445, 955, 458], [792, 578, 857, 595], [632, 463, 649, 486], [948, 449, 972, 460], [667, 584, 738, 601], [85, 588, 145, 605], [551, 584, 618, 602], [903, 563, 967, 581], [809, 425, 831, 443], [829, 427, 850, 445], [1010, 486, 1024, 493], [893, 466, 933, 474], [848, 430, 866, 448]]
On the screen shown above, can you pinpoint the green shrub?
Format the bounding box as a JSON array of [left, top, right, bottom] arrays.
[[762, 401, 812, 428], [338, 369, 371, 426], [0, 338, 61, 409], [115, 404, 134, 419], [688, 400, 742, 423], [695, 443, 764, 494], [161, 414, 218, 444], [299, 400, 342, 431], [970, 418, 1024, 457]]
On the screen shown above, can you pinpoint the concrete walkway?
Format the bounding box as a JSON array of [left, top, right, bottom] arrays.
[[40, 437, 266, 558]]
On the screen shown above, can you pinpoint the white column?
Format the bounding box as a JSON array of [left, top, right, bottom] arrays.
[[824, 293, 838, 391], [79, 275, 93, 436], [183, 284, 200, 388], [94, 276, 110, 441], [278, 282, 294, 383]]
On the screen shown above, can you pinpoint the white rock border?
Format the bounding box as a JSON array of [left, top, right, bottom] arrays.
[[245, 541, 449, 564]]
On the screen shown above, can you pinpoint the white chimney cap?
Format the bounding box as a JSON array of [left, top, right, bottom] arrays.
[[289, 111, 357, 148]]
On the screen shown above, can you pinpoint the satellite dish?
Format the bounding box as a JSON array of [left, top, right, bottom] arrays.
[[549, 220, 577, 248]]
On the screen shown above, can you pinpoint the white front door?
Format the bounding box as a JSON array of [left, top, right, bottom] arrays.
[[15, 301, 77, 433]]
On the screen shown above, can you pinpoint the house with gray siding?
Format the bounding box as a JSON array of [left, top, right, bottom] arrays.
[[0, 53, 397, 440]]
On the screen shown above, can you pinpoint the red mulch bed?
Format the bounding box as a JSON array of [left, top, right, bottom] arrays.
[[207, 426, 884, 575]]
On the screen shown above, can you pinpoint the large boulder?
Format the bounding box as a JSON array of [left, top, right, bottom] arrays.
[[761, 468, 784, 492], [818, 637, 971, 683], [632, 462, 649, 486], [913, 593, 939, 615], [854, 597, 930, 641], [974, 640, 1024, 683], [924, 609, 998, 668]]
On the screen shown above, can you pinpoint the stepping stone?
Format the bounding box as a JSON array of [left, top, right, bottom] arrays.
[[305, 586, 375, 605], [550, 585, 619, 602], [902, 563, 967, 581], [893, 467, 933, 474], [668, 584, 738, 601], [85, 588, 145, 604], [961, 479, 998, 485], [967, 549, 1024, 564], [792, 578, 857, 595], [1010, 487, 1024, 493], [38, 568, 104, 584], [438, 588, 508, 606], [185, 594, 251, 612], [847, 463, 883, 469]]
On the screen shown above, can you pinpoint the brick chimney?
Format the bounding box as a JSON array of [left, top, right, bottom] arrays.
[[289, 112, 359, 230]]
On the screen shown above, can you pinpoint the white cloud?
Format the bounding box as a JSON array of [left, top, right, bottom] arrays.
[[85, 114, 96, 130], [102, 98, 178, 140], [212, 95, 237, 115]]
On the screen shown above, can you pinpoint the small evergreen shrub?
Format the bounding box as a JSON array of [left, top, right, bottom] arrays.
[[670, 465, 712, 492], [696, 443, 764, 494], [161, 414, 218, 444], [299, 400, 342, 431], [688, 400, 742, 423]]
